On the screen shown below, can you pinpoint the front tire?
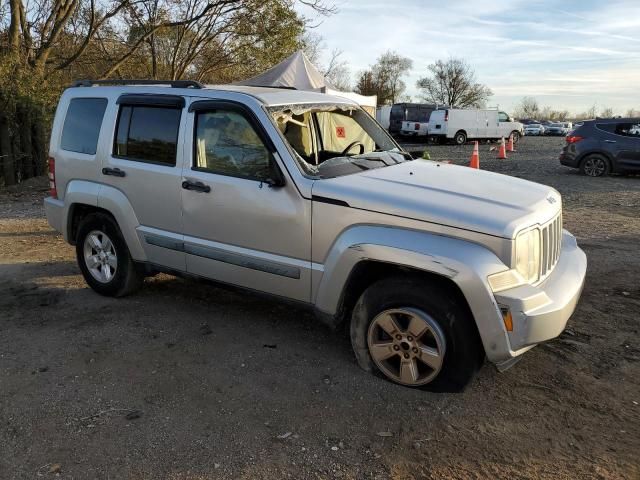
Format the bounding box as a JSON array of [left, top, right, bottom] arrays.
[[350, 276, 484, 391], [510, 131, 521, 143], [76, 213, 144, 297], [580, 154, 610, 177]]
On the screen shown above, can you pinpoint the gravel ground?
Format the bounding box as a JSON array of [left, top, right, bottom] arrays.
[[0, 136, 639, 479]]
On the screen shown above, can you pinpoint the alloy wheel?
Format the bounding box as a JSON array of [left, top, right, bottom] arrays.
[[367, 308, 446, 386], [83, 230, 118, 283], [583, 157, 606, 177]]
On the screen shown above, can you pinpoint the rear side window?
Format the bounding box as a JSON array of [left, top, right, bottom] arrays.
[[615, 122, 640, 137], [595, 123, 616, 134], [114, 106, 181, 165], [60, 98, 108, 154]]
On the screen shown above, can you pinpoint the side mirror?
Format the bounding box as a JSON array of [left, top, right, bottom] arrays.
[[264, 162, 286, 188], [264, 176, 286, 188]]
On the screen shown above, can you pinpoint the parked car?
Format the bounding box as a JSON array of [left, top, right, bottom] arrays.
[[45, 80, 586, 390], [546, 122, 573, 136], [427, 109, 523, 144], [524, 123, 545, 136], [560, 118, 640, 176], [389, 103, 439, 135], [400, 120, 429, 137], [545, 123, 566, 136]]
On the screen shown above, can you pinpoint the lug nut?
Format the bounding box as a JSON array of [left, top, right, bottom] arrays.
[[403, 353, 410, 359], [395, 334, 402, 340], [407, 336, 413, 341], [393, 345, 400, 351], [412, 347, 418, 354]]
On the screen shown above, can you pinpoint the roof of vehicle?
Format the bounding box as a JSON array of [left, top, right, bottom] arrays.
[[67, 81, 357, 107], [584, 117, 640, 123]]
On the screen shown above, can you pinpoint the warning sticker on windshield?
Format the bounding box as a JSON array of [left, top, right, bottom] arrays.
[[336, 126, 345, 138]]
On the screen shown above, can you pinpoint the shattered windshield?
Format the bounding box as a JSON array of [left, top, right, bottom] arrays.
[[267, 104, 411, 179]]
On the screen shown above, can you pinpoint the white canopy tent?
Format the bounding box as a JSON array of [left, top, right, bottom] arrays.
[[236, 51, 377, 115]]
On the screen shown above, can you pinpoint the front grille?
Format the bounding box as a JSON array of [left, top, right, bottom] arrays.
[[539, 213, 562, 281]]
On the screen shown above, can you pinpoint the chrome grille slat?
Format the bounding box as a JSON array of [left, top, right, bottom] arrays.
[[537, 213, 562, 283]]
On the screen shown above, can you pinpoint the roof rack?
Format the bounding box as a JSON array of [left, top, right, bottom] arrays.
[[71, 79, 204, 89]]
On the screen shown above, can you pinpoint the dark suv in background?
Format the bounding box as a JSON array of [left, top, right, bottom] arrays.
[[560, 118, 640, 176]]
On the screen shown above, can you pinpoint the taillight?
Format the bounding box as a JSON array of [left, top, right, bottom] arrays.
[[565, 135, 583, 144], [414, 123, 420, 130], [48, 157, 57, 198], [444, 110, 449, 122]]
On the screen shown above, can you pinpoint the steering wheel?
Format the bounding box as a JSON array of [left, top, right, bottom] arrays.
[[341, 141, 365, 156]]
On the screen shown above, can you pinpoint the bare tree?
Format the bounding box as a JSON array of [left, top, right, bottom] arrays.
[[600, 106, 614, 118], [322, 48, 350, 90], [372, 51, 412, 104], [354, 51, 411, 104], [417, 57, 492, 108], [513, 97, 540, 119]]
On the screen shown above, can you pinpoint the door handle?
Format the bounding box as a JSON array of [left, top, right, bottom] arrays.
[[182, 180, 211, 193], [102, 167, 126, 177], [604, 140, 617, 143]]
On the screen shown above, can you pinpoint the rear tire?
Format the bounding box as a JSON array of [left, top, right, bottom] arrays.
[[76, 213, 144, 297], [350, 276, 484, 392], [453, 131, 467, 145], [580, 154, 610, 177]]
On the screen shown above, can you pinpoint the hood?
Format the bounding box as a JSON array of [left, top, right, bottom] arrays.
[[311, 160, 560, 238]]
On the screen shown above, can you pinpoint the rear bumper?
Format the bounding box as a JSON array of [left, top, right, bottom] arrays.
[[559, 150, 579, 167], [44, 196, 65, 235], [492, 230, 587, 365]]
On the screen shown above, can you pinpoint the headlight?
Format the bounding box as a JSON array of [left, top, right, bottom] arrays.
[[515, 228, 540, 283]]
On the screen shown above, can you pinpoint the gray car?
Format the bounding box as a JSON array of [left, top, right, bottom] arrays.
[[45, 80, 587, 390], [560, 118, 640, 176]]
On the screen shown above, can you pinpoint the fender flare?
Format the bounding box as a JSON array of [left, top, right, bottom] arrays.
[[97, 184, 146, 261], [63, 180, 146, 261], [60, 180, 100, 243], [313, 225, 512, 361]]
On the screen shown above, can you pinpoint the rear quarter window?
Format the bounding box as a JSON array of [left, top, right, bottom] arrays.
[[60, 98, 108, 155]]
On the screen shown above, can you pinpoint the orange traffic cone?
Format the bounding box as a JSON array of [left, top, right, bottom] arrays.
[[469, 141, 480, 169], [497, 137, 507, 159], [507, 135, 516, 152]]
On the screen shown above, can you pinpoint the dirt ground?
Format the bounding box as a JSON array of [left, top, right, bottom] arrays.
[[1, 137, 639, 479]]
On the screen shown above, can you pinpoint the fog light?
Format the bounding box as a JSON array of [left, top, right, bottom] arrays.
[[500, 305, 513, 332]]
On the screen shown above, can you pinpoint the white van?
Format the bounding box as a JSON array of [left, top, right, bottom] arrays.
[[428, 109, 524, 145]]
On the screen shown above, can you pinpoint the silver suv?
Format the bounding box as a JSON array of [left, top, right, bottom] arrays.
[[45, 80, 587, 390]]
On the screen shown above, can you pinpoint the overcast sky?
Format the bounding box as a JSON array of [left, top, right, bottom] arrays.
[[297, 0, 640, 114]]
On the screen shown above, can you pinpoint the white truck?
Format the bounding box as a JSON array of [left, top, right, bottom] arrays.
[[428, 108, 524, 145], [400, 120, 429, 137]]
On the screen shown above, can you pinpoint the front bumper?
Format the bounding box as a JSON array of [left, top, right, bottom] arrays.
[[492, 230, 587, 366]]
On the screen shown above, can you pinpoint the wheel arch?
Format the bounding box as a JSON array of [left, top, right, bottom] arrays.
[[577, 150, 614, 172], [63, 181, 146, 261], [453, 129, 468, 141], [312, 226, 513, 362], [575, 149, 614, 165]]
